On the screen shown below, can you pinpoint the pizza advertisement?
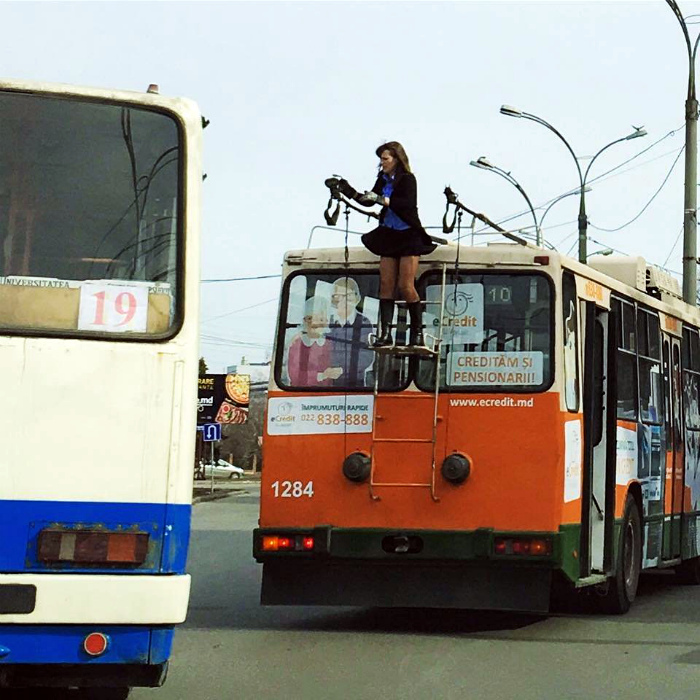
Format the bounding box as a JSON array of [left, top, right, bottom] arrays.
[[225, 373, 250, 407], [215, 399, 248, 425], [198, 373, 250, 425]]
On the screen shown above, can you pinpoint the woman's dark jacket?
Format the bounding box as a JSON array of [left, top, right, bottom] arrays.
[[368, 171, 434, 248]]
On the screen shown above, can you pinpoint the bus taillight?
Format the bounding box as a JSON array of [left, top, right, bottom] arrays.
[[261, 534, 314, 552], [37, 529, 149, 565], [494, 537, 551, 557]]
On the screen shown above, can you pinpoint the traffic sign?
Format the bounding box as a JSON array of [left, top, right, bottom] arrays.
[[201, 423, 221, 442]]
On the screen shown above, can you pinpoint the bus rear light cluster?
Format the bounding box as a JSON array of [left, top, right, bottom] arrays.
[[261, 535, 314, 552], [83, 632, 109, 657], [494, 537, 551, 556], [37, 529, 149, 565]]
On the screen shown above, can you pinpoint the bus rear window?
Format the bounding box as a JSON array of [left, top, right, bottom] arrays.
[[0, 91, 181, 337], [416, 272, 553, 393], [274, 271, 409, 392]]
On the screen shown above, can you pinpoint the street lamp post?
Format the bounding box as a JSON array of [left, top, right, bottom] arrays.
[[499, 105, 646, 264], [469, 157, 541, 245], [470, 155, 592, 248], [538, 187, 593, 236], [666, 0, 700, 304]]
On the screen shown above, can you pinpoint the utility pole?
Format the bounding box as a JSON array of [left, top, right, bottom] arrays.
[[684, 85, 698, 305], [667, 0, 699, 305]]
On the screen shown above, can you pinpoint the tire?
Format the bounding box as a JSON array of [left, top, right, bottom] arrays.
[[675, 556, 700, 584], [597, 495, 642, 614]]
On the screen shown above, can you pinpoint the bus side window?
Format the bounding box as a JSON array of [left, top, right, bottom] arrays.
[[682, 328, 700, 430], [562, 272, 579, 412], [615, 298, 638, 420], [639, 310, 663, 424]]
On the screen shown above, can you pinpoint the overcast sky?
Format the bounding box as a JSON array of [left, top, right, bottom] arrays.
[[3, 0, 699, 371]]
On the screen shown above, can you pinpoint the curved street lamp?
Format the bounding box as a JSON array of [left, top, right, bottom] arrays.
[[666, 0, 700, 303], [499, 105, 646, 264], [469, 157, 541, 245], [470, 156, 592, 248]]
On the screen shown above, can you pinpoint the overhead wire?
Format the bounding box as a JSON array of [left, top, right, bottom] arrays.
[[200, 334, 272, 350], [468, 122, 685, 237], [201, 274, 281, 283], [663, 224, 685, 267], [201, 296, 278, 324], [589, 145, 685, 232]]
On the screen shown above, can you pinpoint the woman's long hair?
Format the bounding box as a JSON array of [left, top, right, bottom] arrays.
[[375, 141, 411, 174]]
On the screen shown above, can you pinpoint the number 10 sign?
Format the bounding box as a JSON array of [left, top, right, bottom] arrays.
[[78, 282, 149, 332]]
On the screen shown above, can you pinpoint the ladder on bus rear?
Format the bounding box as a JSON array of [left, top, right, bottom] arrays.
[[367, 265, 447, 502]]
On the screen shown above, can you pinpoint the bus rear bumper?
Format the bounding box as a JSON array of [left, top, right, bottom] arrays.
[[0, 573, 191, 624], [261, 560, 552, 613], [0, 660, 168, 689]]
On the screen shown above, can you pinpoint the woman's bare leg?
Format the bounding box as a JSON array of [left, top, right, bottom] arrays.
[[376, 257, 399, 346], [379, 257, 399, 299], [398, 256, 423, 345], [397, 256, 419, 302]]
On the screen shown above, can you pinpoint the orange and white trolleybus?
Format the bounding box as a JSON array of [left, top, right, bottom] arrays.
[[254, 241, 700, 614]]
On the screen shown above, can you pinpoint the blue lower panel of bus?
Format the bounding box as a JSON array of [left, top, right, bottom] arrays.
[[0, 500, 191, 573], [0, 624, 174, 664]]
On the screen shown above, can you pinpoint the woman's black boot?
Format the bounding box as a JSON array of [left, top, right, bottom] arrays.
[[408, 301, 424, 346], [374, 299, 395, 347]]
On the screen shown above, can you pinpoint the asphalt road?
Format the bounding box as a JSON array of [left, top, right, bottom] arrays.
[[134, 484, 700, 700]]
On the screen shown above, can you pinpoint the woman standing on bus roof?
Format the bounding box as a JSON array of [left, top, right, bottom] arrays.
[[339, 141, 436, 347]]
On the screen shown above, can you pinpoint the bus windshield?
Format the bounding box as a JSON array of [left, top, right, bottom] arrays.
[[416, 271, 553, 392], [0, 91, 181, 337], [275, 271, 409, 392]]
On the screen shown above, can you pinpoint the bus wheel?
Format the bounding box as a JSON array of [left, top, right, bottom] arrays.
[[675, 556, 700, 584], [598, 495, 642, 615]]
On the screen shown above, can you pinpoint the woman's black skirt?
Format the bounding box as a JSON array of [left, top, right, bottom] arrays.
[[361, 225, 436, 258]]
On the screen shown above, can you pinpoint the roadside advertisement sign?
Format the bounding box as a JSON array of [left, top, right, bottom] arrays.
[[197, 373, 250, 424]]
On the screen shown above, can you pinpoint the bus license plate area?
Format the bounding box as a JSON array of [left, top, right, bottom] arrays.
[[0, 585, 36, 614]]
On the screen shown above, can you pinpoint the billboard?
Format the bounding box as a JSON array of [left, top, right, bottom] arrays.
[[197, 373, 250, 424]]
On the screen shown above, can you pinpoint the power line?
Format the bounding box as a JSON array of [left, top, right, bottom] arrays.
[[589, 146, 685, 233], [469, 123, 685, 236], [663, 224, 685, 267], [201, 274, 281, 283], [585, 124, 684, 186], [201, 296, 278, 324], [200, 334, 272, 349]]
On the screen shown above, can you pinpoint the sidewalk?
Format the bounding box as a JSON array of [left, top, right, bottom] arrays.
[[192, 473, 260, 504]]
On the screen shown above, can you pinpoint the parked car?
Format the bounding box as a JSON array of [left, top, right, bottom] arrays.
[[195, 459, 245, 480]]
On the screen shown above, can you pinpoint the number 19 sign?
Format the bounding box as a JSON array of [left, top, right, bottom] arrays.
[[78, 282, 149, 333]]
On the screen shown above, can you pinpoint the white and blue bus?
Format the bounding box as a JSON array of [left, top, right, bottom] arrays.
[[0, 79, 201, 696]]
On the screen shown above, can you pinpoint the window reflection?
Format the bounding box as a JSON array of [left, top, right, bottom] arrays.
[[0, 93, 180, 335]]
